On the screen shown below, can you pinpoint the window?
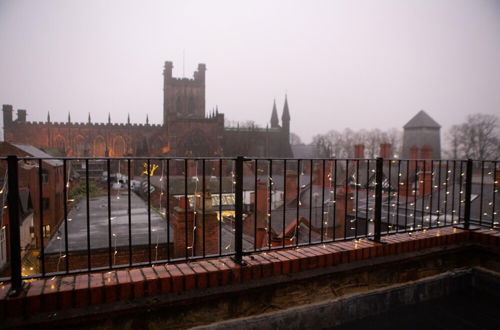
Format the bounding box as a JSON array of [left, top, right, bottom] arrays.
[[42, 225, 51, 238], [42, 197, 50, 210], [41, 168, 49, 184]]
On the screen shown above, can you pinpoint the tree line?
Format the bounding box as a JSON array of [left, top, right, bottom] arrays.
[[309, 128, 402, 158], [446, 114, 499, 160], [292, 113, 499, 160]]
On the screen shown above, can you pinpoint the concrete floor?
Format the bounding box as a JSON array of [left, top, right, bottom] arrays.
[[336, 289, 500, 330]]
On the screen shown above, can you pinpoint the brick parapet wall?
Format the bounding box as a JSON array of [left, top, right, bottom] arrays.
[[1, 227, 499, 320]]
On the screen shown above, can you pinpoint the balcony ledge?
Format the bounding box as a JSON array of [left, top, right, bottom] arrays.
[[1, 227, 499, 328]]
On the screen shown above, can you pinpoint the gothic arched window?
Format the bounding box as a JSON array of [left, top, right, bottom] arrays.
[[94, 136, 106, 157], [112, 136, 126, 157]]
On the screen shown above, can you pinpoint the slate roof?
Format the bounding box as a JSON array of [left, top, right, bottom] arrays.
[[11, 143, 63, 167], [403, 110, 441, 129]]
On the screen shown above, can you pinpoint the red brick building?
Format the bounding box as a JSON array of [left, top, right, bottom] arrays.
[[0, 143, 65, 243], [0, 143, 65, 274], [2, 61, 292, 158]]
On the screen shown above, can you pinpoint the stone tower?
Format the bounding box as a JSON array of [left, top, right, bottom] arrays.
[[163, 61, 206, 125], [402, 110, 441, 159]]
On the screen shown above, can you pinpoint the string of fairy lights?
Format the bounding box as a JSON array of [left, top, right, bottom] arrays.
[[10, 157, 497, 275], [225, 162, 236, 251], [55, 163, 73, 271], [261, 159, 498, 249]]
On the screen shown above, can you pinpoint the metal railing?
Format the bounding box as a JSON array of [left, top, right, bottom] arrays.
[[0, 156, 498, 295]]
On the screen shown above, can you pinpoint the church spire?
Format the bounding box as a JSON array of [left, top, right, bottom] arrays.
[[68, 112, 71, 123], [281, 94, 290, 134], [281, 94, 290, 133], [88, 112, 91, 123], [270, 99, 279, 128], [146, 114, 149, 125], [282, 94, 290, 122], [47, 111, 51, 123], [127, 113, 130, 124], [108, 113, 111, 124]]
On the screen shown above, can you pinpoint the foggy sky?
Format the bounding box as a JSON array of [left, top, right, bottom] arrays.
[[1, 0, 499, 144]]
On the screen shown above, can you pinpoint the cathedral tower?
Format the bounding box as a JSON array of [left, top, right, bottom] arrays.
[[163, 61, 206, 125]]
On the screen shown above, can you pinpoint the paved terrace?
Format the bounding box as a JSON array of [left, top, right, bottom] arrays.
[[1, 227, 499, 328], [45, 191, 172, 253]]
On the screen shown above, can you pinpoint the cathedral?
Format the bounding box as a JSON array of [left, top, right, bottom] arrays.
[[2, 61, 292, 158]]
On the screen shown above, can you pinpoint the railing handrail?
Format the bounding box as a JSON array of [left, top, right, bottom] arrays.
[[2, 155, 498, 295], [2, 155, 500, 162]]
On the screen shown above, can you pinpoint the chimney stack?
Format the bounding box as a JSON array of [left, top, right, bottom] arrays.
[[172, 196, 194, 258], [420, 145, 432, 160], [354, 144, 365, 159], [194, 191, 219, 255], [418, 171, 433, 198], [312, 161, 332, 187], [187, 160, 198, 177], [285, 170, 298, 204], [410, 146, 419, 160], [332, 185, 352, 239], [379, 143, 392, 158], [244, 181, 269, 249]]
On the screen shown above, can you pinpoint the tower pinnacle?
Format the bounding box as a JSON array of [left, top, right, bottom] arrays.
[[270, 99, 279, 128]]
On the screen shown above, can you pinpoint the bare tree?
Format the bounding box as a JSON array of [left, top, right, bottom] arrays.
[[312, 133, 334, 158], [290, 132, 303, 145], [312, 127, 402, 159], [445, 124, 461, 159], [364, 129, 384, 158], [445, 114, 500, 160], [385, 128, 402, 157]]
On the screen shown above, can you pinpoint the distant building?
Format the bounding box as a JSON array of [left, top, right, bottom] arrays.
[[292, 144, 322, 159], [402, 110, 441, 159], [2, 61, 292, 159]]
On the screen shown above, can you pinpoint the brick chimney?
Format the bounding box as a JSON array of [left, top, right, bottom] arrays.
[[245, 181, 269, 249], [379, 143, 392, 158], [409, 146, 419, 160], [187, 160, 197, 177], [255, 227, 268, 249], [255, 181, 268, 218], [172, 196, 194, 258], [332, 185, 352, 239], [420, 145, 433, 172], [312, 161, 332, 187], [285, 170, 298, 204], [354, 144, 365, 159], [194, 191, 219, 255], [243, 162, 254, 177], [420, 145, 432, 160], [418, 171, 433, 198]]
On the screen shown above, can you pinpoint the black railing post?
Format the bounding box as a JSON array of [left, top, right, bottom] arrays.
[[7, 155, 23, 295], [373, 157, 383, 242], [232, 156, 245, 265], [462, 159, 473, 230]]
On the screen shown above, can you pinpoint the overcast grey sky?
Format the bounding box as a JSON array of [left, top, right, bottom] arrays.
[[1, 0, 499, 143]]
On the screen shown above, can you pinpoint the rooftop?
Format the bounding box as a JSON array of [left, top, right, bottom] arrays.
[[403, 110, 441, 129]]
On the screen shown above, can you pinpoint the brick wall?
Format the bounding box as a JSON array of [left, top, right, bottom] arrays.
[[0, 227, 499, 324], [43, 245, 171, 273]]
